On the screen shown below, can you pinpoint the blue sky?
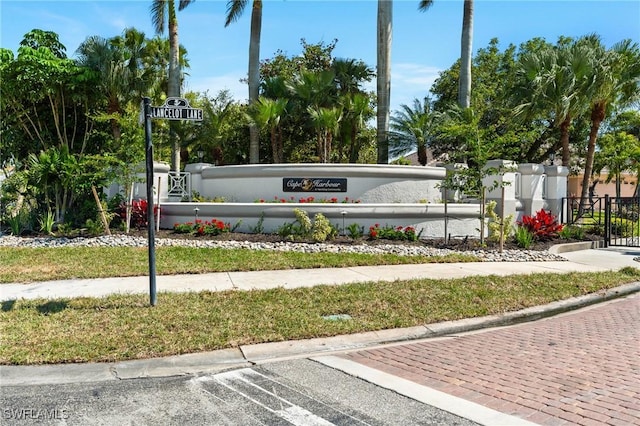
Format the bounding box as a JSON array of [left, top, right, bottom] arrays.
[[1, 0, 639, 112]]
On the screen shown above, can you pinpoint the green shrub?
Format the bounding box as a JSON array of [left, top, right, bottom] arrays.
[[513, 226, 534, 249], [559, 225, 585, 240], [610, 218, 637, 238], [368, 224, 421, 241], [346, 223, 364, 239], [38, 209, 55, 235], [276, 209, 337, 242], [310, 213, 338, 242], [485, 201, 513, 243], [276, 222, 300, 240], [56, 222, 74, 235], [173, 219, 231, 236], [250, 214, 265, 234], [84, 218, 104, 236], [7, 209, 32, 235], [293, 208, 312, 235]]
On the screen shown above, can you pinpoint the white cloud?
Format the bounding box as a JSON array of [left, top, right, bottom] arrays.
[[391, 63, 441, 112], [186, 74, 248, 104]]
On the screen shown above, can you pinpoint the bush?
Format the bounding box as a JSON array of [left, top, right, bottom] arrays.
[[173, 219, 231, 236], [118, 199, 158, 230], [310, 213, 338, 242], [610, 218, 637, 238], [368, 224, 421, 241], [346, 223, 364, 239], [274, 209, 338, 242], [485, 201, 513, 243], [559, 225, 585, 240], [518, 209, 563, 241], [513, 226, 534, 249]]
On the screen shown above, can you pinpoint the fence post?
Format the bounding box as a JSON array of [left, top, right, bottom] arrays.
[[604, 194, 610, 248]]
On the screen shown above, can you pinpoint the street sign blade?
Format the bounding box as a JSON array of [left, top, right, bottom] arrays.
[[149, 97, 203, 121], [150, 106, 203, 121]]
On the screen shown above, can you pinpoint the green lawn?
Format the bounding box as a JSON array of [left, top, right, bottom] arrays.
[[1, 244, 638, 365], [0, 246, 479, 283]]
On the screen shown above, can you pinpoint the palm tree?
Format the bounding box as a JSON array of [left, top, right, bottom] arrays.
[[389, 97, 440, 165], [579, 37, 640, 212], [333, 58, 374, 95], [340, 93, 373, 163], [248, 97, 288, 163], [377, 0, 392, 164], [150, 0, 194, 172], [111, 28, 158, 101], [76, 35, 131, 143], [331, 58, 374, 162], [308, 106, 342, 163], [287, 70, 337, 108], [225, 0, 263, 164], [514, 40, 593, 167], [458, 0, 473, 108]]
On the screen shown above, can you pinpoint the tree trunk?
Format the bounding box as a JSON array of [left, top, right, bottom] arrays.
[[276, 126, 283, 164], [168, 1, 181, 172], [376, 0, 392, 164], [578, 103, 606, 214], [458, 0, 473, 109], [560, 115, 572, 167], [248, 0, 263, 164], [418, 144, 427, 166], [270, 127, 279, 163]]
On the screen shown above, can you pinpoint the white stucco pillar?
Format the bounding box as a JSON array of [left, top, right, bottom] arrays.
[[544, 165, 569, 220], [134, 162, 170, 201], [439, 163, 468, 202], [518, 163, 546, 217], [184, 163, 213, 197], [482, 159, 518, 220]]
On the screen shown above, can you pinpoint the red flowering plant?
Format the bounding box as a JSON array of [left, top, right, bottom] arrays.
[[173, 218, 231, 236], [368, 224, 421, 241], [517, 209, 563, 240], [255, 196, 361, 203], [118, 199, 159, 230]]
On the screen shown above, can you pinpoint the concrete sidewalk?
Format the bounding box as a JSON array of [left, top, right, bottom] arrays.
[[2, 246, 639, 302]]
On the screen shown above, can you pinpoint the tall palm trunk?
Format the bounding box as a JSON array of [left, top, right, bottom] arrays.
[[560, 116, 572, 167], [168, 1, 181, 172], [579, 103, 607, 213], [376, 0, 392, 164], [248, 0, 262, 164], [458, 0, 473, 108], [418, 144, 427, 166]]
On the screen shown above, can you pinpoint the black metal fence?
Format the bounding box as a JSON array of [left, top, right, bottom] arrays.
[[562, 196, 640, 247]]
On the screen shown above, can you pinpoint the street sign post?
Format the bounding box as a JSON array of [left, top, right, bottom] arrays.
[[142, 96, 203, 306]]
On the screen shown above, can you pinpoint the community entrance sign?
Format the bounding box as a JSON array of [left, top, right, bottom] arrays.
[[142, 96, 202, 306]]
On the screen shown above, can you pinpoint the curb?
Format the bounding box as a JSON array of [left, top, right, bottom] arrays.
[[242, 281, 640, 363], [2, 282, 638, 386], [549, 240, 605, 254]]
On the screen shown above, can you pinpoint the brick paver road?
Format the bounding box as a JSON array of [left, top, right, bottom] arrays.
[[341, 293, 640, 426]]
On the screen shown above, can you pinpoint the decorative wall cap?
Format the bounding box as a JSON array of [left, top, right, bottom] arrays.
[[544, 165, 570, 177], [518, 163, 546, 175], [200, 163, 446, 180]]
